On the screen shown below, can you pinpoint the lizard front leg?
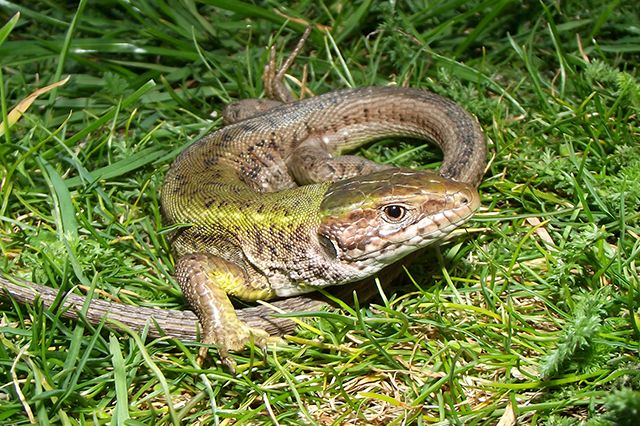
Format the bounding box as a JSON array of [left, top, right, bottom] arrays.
[[174, 253, 277, 371], [285, 137, 394, 184]]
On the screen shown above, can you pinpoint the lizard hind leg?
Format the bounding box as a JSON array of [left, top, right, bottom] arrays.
[[220, 27, 313, 125], [174, 253, 277, 371], [264, 26, 313, 103]]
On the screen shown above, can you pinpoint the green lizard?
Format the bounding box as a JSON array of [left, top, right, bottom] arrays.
[[161, 28, 486, 369]]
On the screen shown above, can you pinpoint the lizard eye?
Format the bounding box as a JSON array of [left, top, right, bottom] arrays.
[[383, 205, 406, 221]]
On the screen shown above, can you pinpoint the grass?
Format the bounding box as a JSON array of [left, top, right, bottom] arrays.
[[1, 0, 639, 425]]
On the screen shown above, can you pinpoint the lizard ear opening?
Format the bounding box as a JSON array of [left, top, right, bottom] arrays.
[[318, 233, 338, 260]]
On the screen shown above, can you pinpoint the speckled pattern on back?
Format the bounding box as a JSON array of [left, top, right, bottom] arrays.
[[161, 87, 485, 300]]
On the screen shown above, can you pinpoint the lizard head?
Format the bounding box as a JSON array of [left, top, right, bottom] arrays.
[[317, 168, 480, 270]]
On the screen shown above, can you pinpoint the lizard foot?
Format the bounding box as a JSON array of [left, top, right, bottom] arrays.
[[197, 323, 281, 373]]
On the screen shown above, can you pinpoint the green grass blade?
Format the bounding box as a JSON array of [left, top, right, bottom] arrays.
[[0, 12, 19, 47]]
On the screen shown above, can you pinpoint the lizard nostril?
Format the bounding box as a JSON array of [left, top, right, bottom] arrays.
[[455, 189, 474, 207]]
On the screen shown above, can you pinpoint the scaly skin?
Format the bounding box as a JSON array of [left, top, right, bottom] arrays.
[[1, 30, 486, 371], [160, 30, 486, 369]]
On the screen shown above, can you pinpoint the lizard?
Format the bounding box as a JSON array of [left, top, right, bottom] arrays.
[[1, 28, 486, 371]]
